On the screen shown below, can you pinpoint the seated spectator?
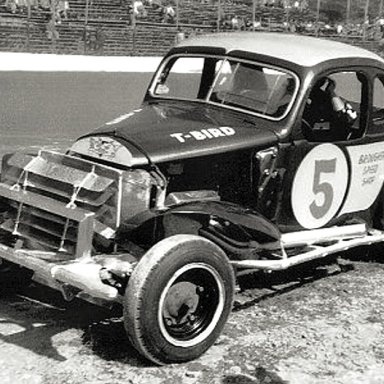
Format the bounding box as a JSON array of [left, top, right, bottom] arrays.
[[27, 0, 39, 9], [162, 2, 175, 24], [221, 15, 232, 30], [133, 0, 147, 19], [147, 0, 162, 10], [5, 0, 18, 14], [39, 0, 50, 11], [56, 0, 69, 20]]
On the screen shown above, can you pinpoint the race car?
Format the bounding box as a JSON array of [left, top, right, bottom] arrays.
[[1, 32, 384, 364]]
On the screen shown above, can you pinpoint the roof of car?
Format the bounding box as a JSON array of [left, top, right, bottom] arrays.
[[176, 32, 384, 67]]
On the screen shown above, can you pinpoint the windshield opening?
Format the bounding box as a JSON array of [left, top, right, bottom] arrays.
[[151, 55, 298, 120]]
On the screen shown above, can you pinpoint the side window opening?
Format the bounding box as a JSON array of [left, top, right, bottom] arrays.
[[301, 71, 366, 142], [154, 57, 207, 100]]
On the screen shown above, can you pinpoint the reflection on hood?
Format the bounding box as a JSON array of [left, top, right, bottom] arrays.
[[73, 102, 278, 166]]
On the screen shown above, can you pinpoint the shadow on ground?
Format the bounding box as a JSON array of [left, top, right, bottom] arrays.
[[0, 249, 372, 370], [0, 283, 146, 365], [223, 367, 289, 384], [234, 254, 355, 310]]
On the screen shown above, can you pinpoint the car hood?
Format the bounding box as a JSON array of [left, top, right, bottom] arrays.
[[71, 102, 278, 166]]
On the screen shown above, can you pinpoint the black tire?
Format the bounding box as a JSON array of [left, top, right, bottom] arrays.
[[0, 259, 33, 294], [374, 192, 384, 230], [123, 234, 235, 365]]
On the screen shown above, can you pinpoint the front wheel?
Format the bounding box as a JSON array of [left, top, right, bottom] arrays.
[[123, 235, 235, 365]]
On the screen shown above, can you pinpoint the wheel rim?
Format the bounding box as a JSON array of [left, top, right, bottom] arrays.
[[158, 262, 225, 348]]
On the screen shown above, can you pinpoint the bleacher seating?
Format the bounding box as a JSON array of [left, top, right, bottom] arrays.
[[0, 0, 382, 57]]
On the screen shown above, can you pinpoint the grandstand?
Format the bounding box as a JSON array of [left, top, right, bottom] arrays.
[[0, 0, 382, 56]]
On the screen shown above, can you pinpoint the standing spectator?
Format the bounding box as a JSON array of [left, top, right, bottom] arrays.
[[231, 15, 240, 30], [95, 26, 106, 55], [82, 26, 93, 52], [46, 15, 59, 40], [174, 28, 185, 44]]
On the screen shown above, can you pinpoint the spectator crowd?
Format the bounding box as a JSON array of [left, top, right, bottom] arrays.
[[4, 0, 69, 18], [1, 0, 384, 55]]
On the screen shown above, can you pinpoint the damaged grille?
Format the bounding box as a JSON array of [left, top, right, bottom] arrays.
[[0, 150, 123, 257]]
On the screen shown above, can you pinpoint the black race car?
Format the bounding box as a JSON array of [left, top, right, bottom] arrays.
[[1, 32, 384, 364]]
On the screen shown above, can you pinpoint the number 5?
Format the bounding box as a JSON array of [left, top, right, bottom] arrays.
[[309, 159, 337, 219]]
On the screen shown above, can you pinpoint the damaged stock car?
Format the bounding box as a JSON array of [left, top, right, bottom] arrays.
[[1, 32, 384, 364]]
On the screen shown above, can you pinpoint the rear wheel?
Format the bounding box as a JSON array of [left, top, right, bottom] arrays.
[[123, 235, 235, 365], [376, 195, 384, 230]]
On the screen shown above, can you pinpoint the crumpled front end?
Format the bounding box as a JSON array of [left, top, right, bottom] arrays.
[[0, 149, 157, 302]]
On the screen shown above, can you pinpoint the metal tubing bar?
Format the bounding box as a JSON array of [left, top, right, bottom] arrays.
[[0, 244, 119, 301], [0, 244, 65, 275], [51, 262, 119, 301], [232, 231, 384, 271], [76, 212, 94, 259], [280, 224, 367, 248]]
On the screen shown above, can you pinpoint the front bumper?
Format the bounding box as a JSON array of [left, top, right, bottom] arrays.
[[0, 243, 122, 303]]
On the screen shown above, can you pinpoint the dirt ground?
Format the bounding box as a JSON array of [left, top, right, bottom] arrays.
[[1, 69, 384, 384], [1, 248, 384, 384]]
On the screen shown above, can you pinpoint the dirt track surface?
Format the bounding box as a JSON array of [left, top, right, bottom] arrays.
[[1, 250, 384, 384]]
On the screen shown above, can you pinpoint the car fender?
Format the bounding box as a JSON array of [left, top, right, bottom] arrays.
[[117, 200, 281, 250]]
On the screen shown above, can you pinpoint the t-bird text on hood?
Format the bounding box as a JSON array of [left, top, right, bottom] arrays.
[[71, 102, 278, 166]]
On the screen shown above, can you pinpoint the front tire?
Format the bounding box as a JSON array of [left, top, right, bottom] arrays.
[[123, 234, 235, 365]]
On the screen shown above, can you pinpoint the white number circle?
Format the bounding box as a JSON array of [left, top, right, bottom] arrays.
[[291, 143, 349, 229]]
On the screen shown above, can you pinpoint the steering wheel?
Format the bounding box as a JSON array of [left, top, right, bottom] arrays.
[[301, 118, 316, 141]]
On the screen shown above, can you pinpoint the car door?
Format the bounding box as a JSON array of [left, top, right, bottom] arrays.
[[275, 68, 384, 232]]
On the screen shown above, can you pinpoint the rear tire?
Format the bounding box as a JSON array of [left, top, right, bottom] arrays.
[[123, 234, 235, 365], [374, 193, 384, 230]]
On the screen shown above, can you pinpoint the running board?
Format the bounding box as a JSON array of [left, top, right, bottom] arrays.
[[232, 229, 384, 271]]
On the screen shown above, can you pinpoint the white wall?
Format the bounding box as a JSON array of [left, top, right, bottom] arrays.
[[0, 53, 162, 72]]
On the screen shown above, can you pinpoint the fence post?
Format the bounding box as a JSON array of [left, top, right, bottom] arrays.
[[176, 0, 179, 28], [26, 0, 31, 51], [252, 0, 256, 31], [217, 0, 221, 32], [285, 1, 289, 32], [132, 0, 136, 55], [50, 0, 56, 53], [315, 0, 321, 37], [83, 0, 89, 54], [346, 0, 351, 24], [363, 0, 370, 41]]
